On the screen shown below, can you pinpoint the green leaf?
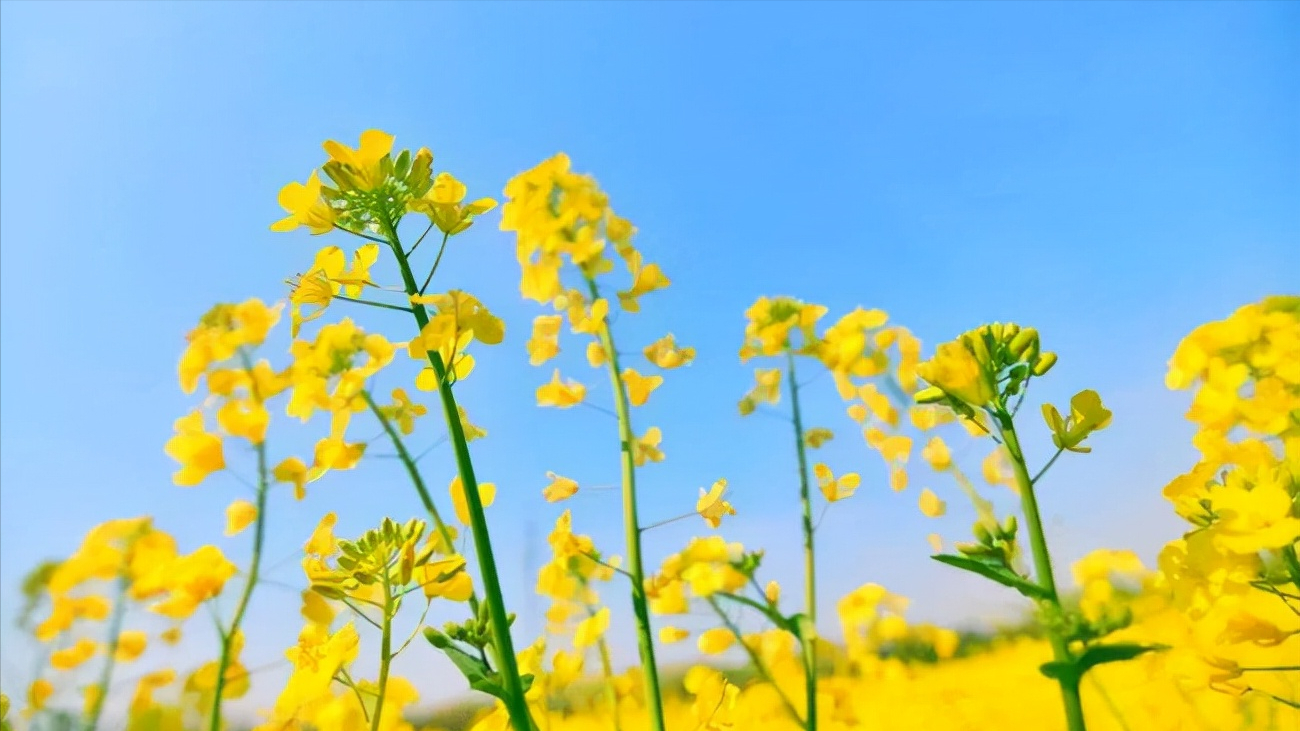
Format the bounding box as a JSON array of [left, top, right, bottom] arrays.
[[1040, 643, 1168, 684], [428, 637, 505, 699], [931, 554, 1051, 601]]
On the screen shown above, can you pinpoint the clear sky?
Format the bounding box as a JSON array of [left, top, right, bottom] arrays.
[[1, 0, 1296, 721]]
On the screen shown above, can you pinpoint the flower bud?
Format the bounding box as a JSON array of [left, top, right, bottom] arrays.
[[1008, 328, 1038, 359], [915, 386, 947, 404], [973, 522, 994, 546], [423, 627, 451, 649], [1001, 323, 1021, 342], [765, 581, 781, 605], [1001, 515, 1018, 538], [1031, 352, 1058, 377]]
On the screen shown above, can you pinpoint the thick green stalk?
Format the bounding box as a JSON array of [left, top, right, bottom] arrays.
[[583, 276, 667, 731], [999, 414, 1087, 731], [370, 577, 394, 731], [380, 219, 533, 731], [785, 351, 818, 731], [83, 575, 129, 731], [361, 390, 482, 617], [207, 439, 270, 731]]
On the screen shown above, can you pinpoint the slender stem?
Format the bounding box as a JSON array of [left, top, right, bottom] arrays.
[[379, 215, 533, 731], [82, 575, 128, 731], [420, 232, 452, 296], [1087, 675, 1132, 731], [361, 390, 482, 618], [335, 224, 388, 244], [584, 275, 667, 731], [207, 433, 270, 731], [999, 412, 1086, 731], [1030, 447, 1066, 486], [707, 597, 804, 728], [582, 598, 623, 731], [370, 577, 394, 731], [1239, 665, 1300, 673], [785, 351, 818, 731], [407, 222, 435, 257], [335, 294, 413, 313], [639, 512, 695, 532], [1281, 546, 1300, 590]]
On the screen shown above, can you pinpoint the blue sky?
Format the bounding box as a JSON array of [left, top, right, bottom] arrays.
[[1, 0, 1296, 720]]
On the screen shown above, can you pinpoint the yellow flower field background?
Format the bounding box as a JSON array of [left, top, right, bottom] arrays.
[[3, 127, 1297, 731]]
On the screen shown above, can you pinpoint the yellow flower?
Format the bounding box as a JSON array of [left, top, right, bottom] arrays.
[[50, 638, 98, 670], [622, 368, 664, 407], [659, 626, 690, 643], [526, 315, 563, 365], [409, 171, 497, 235], [322, 128, 395, 191], [982, 448, 1017, 490], [814, 463, 861, 502], [422, 555, 473, 602], [271, 170, 337, 235], [380, 388, 427, 435], [450, 475, 496, 525], [542, 471, 579, 503], [765, 581, 781, 604], [300, 590, 335, 627], [644, 334, 695, 369], [1041, 389, 1113, 453], [804, 427, 834, 449], [634, 426, 665, 466], [457, 405, 487, 442], [224, 500, 258, 537], [217, 398, 269, 444], [697, 628, 735, 655], [574, 607, 610, 649], [164, 411, 225, 486], [536, 369, 586, 408], [918, 488, 946, 518], [586, 341, 608, 367], [273, 457, 309, 500], [24, 679, 53, 717], [696, 479, 736, 529], [304, 513, 338, 557], [115, 630, 148, 662], [921, 436, 952, 471], [618, 251, 670, 312], [916, 340, 995, 409]]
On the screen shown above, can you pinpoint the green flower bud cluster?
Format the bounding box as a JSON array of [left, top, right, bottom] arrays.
[[955, 514, 1020, 566], [915, 322, 1057, 415]]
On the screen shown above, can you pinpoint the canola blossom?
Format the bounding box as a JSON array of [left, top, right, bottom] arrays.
[[6, 130, 1296, 731]]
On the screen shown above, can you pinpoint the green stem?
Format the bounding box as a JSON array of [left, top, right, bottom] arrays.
[[361, 390, 483, 618], [1281, 545, 1300, 590], [334, 294, 413, 313], [583, 275, 667, 731], [207, 436, 270, 731], [82, 575, 128, 731], [380, 216, 533, 731], [706, 597, 804, 728], [785, 351, 818, 731], [370, 577, 394, 731], [999, 413, 1086, 731]]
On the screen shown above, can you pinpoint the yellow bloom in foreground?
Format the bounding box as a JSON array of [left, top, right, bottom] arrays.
[[536, 369, 586, 408], [271, 170, 336, 235], [921, 436, 952, 471], [82, 684, 102, 717], [115, 630, 148, 662], [50, 638, 98, 670], [659, 626, 690, 644], [644, 334, 695, 369], [586, 341, 608, 367], [697, 628, 735, 655], [273, 457, 309, 500], [634, 427, 665, 466], [410, 171, 497, 235], [224, 500, 258, 537], [574, 607, 610, 649], [804, 427, 834, 449], [622, 368, 664, 407], [450, 476, 496, 525], [422, 555, 473, 602], [814, 463, 860, 502], [322, 128, 394, 191], [1041, 389, 1113, 453], [164, 411, 225, 487], [526, 315, 563, 366], [918, 488, 947, 517], [542, 472, 579, 503], [25, 679, 53, 717], [696, 479, 736, 529]]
